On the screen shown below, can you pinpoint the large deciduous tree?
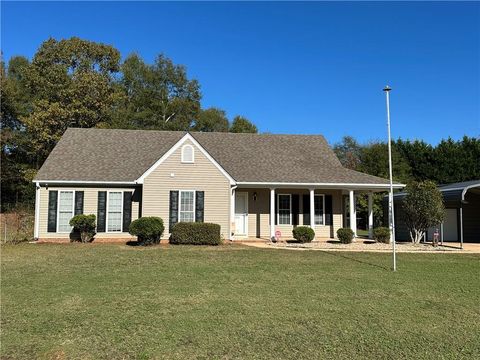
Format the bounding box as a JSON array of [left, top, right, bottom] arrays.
[[229, 116, 258, 133], [113, 53, 201, 130], [1, 56, 35, 208], [333, 136, 362, 170], [22, 37, 121, 164], [403, 181, 445, 244], [359, 141, 412, 184], [193, 108, 229, 132]]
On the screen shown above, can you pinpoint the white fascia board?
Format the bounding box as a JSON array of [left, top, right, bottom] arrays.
[[461, 183, 480, 200], [135, 133, 236, 185], [236, 182, 405, 190], [33, 180, 138, 185]]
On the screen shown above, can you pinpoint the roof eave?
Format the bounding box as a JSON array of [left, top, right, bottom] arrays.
[[33, 180, 139, 185], [236, 181, 405, 190]]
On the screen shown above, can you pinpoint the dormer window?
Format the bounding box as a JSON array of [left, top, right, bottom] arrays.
[[181, 144, 194, 163]]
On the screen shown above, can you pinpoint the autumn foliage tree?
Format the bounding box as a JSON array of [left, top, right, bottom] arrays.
[[402, 181, 445, 244]]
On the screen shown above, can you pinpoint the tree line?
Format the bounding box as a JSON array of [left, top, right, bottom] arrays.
[[1, 37, 258, 210], [333, 135, 480, 227]]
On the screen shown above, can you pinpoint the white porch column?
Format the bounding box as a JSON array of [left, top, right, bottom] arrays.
[[368, 191, 373, 239], [309, 189, 315, 228], [309, 189, 315, 240], [230, 187, 236, 240], [460, 205, 464, 249], [34, 182, 40, 239], [270, 188, 275, 240], [349, 190, 357, 237]]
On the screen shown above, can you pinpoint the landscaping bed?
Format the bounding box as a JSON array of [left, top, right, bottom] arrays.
[[263, 240, 463, 252]]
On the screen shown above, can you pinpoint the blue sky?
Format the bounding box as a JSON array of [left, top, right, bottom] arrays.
[[2, 1, 479, 145]]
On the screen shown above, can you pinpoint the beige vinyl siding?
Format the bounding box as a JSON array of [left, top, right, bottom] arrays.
[[142, 139, 231, 238], [38, 186, 141, 239], [240, 188, 343, 239]]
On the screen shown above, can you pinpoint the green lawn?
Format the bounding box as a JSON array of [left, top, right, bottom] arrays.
[[1, 244, 479, 359]]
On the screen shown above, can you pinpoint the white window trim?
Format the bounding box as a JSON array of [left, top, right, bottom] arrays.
[[178, 190, 196, 223], [314, 194, 326, 226], [106, 190, 124, 233], [181, 144, 195, 163], [277, 193, 292, 225], [56, 190, 76, 233]]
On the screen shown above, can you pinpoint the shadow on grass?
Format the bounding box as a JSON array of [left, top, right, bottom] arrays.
[[320, 250, 391, 271], [126, 241, 142, 247]]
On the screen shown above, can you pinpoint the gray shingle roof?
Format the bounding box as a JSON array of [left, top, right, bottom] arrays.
[[35, 128, 391, 185]]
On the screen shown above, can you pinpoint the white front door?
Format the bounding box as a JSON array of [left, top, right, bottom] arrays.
[[235, 192, 248, 236], [444, 208, 458, 241]]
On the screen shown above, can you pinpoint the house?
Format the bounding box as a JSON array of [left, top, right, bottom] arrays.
[[391, 180, 480, 244], [33, 128, 404, 242]]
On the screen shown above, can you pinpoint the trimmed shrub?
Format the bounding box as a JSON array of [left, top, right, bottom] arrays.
[[373, 227, 391, 243], [337, 228, 354, 244], [69, 214, 96, 243], [292, 226, 315, 243], [170, 222, 222, 245], [129, 217, 164, 245]]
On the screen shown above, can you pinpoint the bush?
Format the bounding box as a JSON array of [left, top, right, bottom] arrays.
[[129, 217, 164, 245], [373, 227, 391, 243], [292, 226, 315, 243], [337, 228, 354, 244], [170, 222, 222, 245], [69, 214, 96, 243]]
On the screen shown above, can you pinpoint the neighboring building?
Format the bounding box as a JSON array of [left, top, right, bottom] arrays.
[[33, 128, 403, 242], [391, 180, 480, 244]]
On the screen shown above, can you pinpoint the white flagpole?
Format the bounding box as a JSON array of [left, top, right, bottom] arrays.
[[383, 85, 396, 271]]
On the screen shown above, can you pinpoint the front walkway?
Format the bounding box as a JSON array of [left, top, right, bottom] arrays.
[[238, 238, 480, 253]]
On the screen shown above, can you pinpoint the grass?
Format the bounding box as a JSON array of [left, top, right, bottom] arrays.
[[1, 244, 479, 359]]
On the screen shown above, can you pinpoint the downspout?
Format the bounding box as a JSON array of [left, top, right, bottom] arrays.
[[34, 182, 40, 240], [230, 185, 238, 241]]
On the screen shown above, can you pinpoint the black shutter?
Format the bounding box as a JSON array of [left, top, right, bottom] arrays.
[[123, 192, 133, 232], [74, 191, 84, 216], [195, 191, 204, 222], [169, 191, 179, 230], [325, 195, 333, 226], [47, 190, 58, 232], [303, 194, 310, 225], [292, 194, 299, 226], [97, 191, 106, 232]]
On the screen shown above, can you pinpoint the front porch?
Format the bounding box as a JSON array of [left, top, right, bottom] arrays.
[[229, 185, 385, 242]]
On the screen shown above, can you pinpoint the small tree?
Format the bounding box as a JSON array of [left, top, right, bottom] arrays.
[[402, 181, 444, 244], [69, 214, 96, 243]]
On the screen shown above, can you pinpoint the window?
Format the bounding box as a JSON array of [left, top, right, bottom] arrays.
[[179, 190, 195, 222], [314, 195, 325, 225], [58, 191, 74, 232], [277, 194, 291, 225], [181, 144, 194, 163], [107, 191, 123, 232]]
